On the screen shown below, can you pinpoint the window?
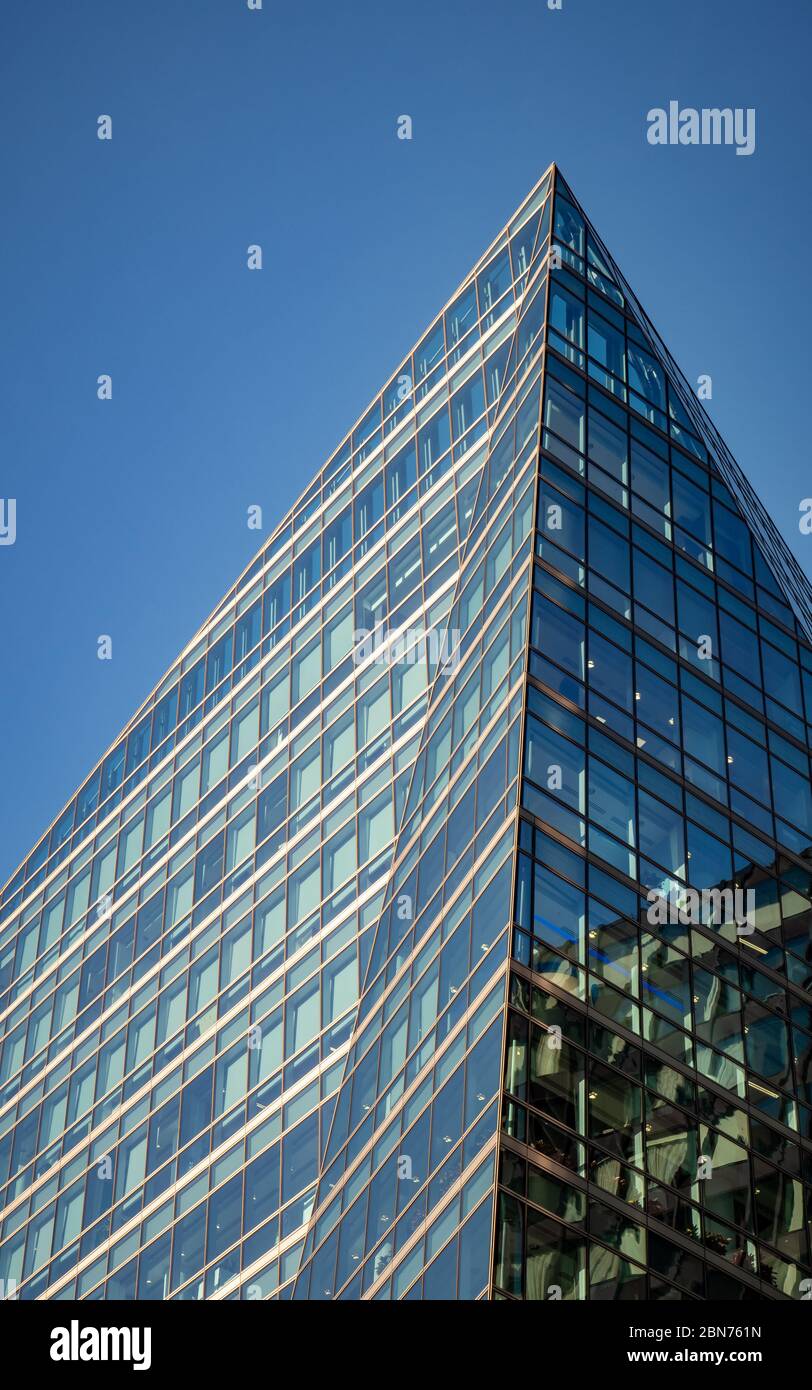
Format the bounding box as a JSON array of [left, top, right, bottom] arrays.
[[531, 596, 585, 680], [257, 772, 287, 844], [673, 472, 711, 545], [771, 755, 812, 835], [354, 474, 384, 542], [526, 1210, 587, 1300], [323, 605, 353, 673], [226, 805, 255, 872], [214, 1042, 246, 1117], [418, 407, 451, 479], [550, 283, 584, 348], [589, 518, 630, 593], [545, 378, 584, 454], [125, 715, 151, 775], [422, 500, 457, 575], [635, 663, 679, 740], [232, 700, 259, 764], [761, 642, 802, 714], [386, 439, 416, 523], [388, 536, 421, 606], [676, 581, 718, 652], [194, 832, 224, 900], [713, 500, 751, 573], [359, 791, 393, 864], [532, 864, 585, 955], [451, 373, 485, 445], [414, 321, 445, 395], [322, 822, 356, 895], [292, 638, 320, 705], [356, 677, 389, 748], [286, 979, 320, 1057], [588, 411, 627, 482], [627, 344, 665, 409], [323, 507, 351, 576], [727, 727, 770, 805], [681, 695, 725, 774], [477, 247, 512, 321], [290, 742, 320, 811], [630, 442, 669, 511], [720, 612, 760, 675], [293, 540, 321, 605], [323, 947, 357, 1026], [588, 309, 625, 379], [538, 481, 585, 560], [206, 632, 232, 693], [554, 198, 585, 257], [529, 1032, 585, 1133], [525, 715, 585, 813], [638, 791, 685, 877], [234, 602, 261, 666], [744, 1001, 791, 1088], [171, 761, 200, 826], [263, 569, 291, 633], [588, 632, 632, 709], [324, 710, 354, 779], [445, 284, 477, 362], [288, 855, 319, 927], [589, 1061, 642, 1163]]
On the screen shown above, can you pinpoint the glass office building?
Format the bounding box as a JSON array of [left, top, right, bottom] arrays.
[[1, 166, 811, 1303]]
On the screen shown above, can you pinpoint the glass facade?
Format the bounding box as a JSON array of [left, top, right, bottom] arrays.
[[1, 165, 810, 1303], [498, 171, 812, 1305]]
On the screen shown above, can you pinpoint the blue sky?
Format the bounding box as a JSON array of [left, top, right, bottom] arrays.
[[1, 0, 810, 888]]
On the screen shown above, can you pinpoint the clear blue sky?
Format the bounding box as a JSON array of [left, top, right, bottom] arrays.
[[1, 0, 810, 889]]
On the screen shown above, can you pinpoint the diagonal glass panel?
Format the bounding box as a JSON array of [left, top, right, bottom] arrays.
[[291, 217, 554, 1300]]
